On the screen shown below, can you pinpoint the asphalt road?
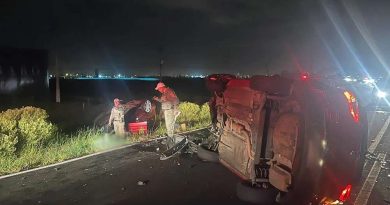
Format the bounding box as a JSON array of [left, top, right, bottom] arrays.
[[1, 112, 390, 205]]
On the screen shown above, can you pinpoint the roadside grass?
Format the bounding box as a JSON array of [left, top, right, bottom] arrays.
[[0, 102, 211, 176], [0, 128, 129, 175]]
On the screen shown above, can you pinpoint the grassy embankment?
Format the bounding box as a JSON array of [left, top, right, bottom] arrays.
[[0, 102, 210, 176]]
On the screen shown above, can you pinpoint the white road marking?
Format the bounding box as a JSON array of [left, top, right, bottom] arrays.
[[368, 116, 390, 154], [354, 153, 386, 205]]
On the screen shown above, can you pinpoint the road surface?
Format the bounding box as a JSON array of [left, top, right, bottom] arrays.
[[1, 112, 390, 205]]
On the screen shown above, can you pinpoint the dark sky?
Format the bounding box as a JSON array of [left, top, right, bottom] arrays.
[[1, 0, 389, 76]]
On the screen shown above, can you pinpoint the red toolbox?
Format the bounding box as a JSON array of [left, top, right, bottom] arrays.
[[128, 121, 148, 135]]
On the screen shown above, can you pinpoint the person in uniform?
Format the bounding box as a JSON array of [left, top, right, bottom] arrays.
[[108, 98, 126, 137], [153, 82, 180, 146]]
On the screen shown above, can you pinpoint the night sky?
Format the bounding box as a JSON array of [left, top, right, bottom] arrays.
[[1, 0, 389, 76]]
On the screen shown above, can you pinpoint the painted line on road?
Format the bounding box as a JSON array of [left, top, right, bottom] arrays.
[[354, 153, 386, 205], [0, 126, 209, 180], [368, 115, 390, 154]]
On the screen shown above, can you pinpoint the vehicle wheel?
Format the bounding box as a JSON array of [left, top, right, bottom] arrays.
[[197, 144, 219, 162], [271, 113, 314, 204], [236, 181, 278, 204]]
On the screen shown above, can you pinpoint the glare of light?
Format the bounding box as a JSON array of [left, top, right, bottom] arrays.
[[322, 1, 372, 81], [344, 77, 353, 82], [319, 159, 324, 167], [65, 73, 69, 76], [118, 74, 121, 77], [363, 78, 375, 84], [343, 0, 390, 76], [98, 74, 103, 78], [376, 90, 387, 98], [321, 140, 327, 150]]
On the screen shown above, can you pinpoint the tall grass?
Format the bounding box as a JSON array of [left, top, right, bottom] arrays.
[[0, 128, 129, 175], [0, 102, 211, 176]]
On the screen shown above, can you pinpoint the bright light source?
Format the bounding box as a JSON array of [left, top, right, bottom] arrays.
[[376, 90, 387, 98], [318, 159, 324, 167], [98, 74, 103, 78], [344, 77, 352, 82], [363, 78, 375, 84], [301, 74, 309, 80], [339, 184, 352, 202]]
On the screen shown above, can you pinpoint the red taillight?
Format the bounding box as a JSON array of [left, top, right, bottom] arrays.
[[301, 73, 309, 80], [339, 184, 352, 202], [209, 77, 217, 81], [343, 91, 360, 122]]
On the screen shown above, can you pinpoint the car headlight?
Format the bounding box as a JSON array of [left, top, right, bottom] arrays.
[[376, 90, 387, 98]]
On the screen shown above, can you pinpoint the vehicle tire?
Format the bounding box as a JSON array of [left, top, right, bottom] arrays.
[[271, 113, 315, 205], [197, 144, 219, 163], [236, 181, 278, 204]]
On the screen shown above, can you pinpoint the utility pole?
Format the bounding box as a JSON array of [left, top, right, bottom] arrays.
[[159, 46, 164, 81], [160, 58, 163, 81], [55, 55, 61, 103]]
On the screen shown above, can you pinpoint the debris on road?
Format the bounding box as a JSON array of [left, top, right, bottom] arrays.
[[121, 187, 126, 191], [54, 167, 61, 171], [137, 180, 149, 186], [82, 184, 87, 187], [138, 159, 142, 162], [160, 136, 188, 160]]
